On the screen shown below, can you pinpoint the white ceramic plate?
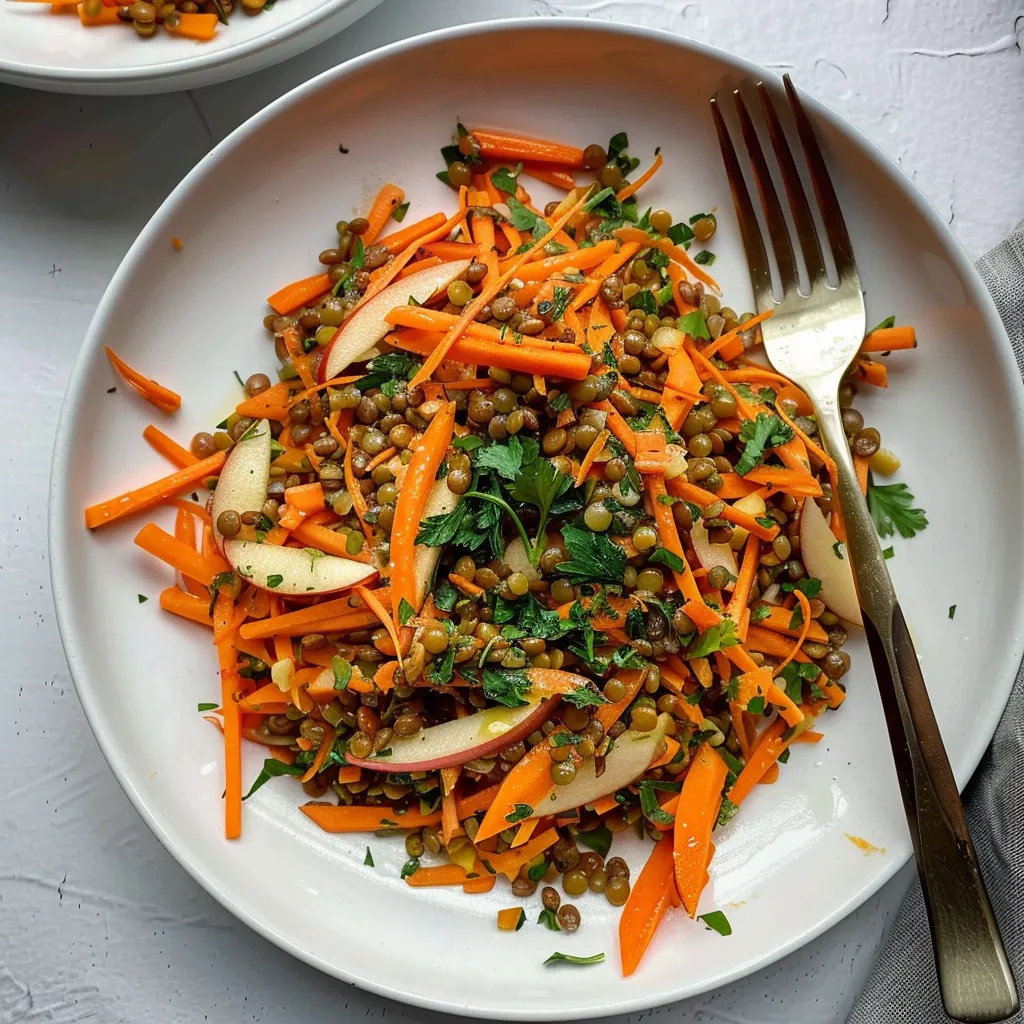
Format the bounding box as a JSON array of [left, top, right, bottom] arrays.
[[0, 0, 380, 94], [50, 19, 1024, 1019]]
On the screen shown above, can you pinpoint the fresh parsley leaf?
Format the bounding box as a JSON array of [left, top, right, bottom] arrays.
[[453, 435, 486, 452], [747, 695, 766, 715], [544, 952, 605, 966], [242, 759, 303, 800], [548, 391, 572, 412], [197, 702, 218, 712], [515, 593, 573, 640], [355, 351, 422, 392], [677, 310, 710, 341], [949, 604, 956, 619], [688, 618, 739, 658], [735, 413, 794, 476], [400, 857, 420, 879], [698, 910, 732, 936], [506, 457, 573, 551], [867, 475, 928, 539], [433, 579, 459, 612], [476, 435, 526, 481], [417, 501, 472, 547], [562, 686, 607, 709], [506, 195, 542, 232], [482, 668, 531, 708], [781, 578, 822, 599], [527, 859, 547, 882], [637, 780, 677, 826], [332, 655, 352, 691], [833, 541, 845, 560], [612, 645, 646, 669], [577, 824, 612, 859], [398, 598, 416, 626], [557, 524, 626, 587], [667, 221, 695, 247], [551, 286, 573, 323], [778, 660, 821, 703], [648, 547, 684, 572], [505, 803, 533, 824], [628, 290, 658, 315], [693, 250, 716, 265], [538, 908, 562, 931], [427, 640, 460, 686]]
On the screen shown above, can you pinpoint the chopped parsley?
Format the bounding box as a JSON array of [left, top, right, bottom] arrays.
[[400, 857, 420, 879], [948, 605, 956, 620], [698, 910, 732, 936], [577, 824, 612, 859], [137, 594, 148, 603], [397, 598, 416, 625], [475, 435, 528, 481], [735, 413, 794, 476], [557, 523, 626, 586], [867, 474, 928, 539], [265, 574, 283, 589], [648, 547, 685, 573], [242, 758, 303, 800], [197, 702, 218, 712], [781, 578, 822, 599], [693, 249, 716, 265], [688, 618, 739, 658], [482, 668, 531, 708], [505, 803, 533, 824], [538, 908, 561, 931], [677, 310, 710, 340], [331, 655, 352, 691], [363, 847, 374, 867]]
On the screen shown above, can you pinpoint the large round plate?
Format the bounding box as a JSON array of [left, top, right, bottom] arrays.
[[0, 0, 380, 94], [50, 19, 1024, 1019]]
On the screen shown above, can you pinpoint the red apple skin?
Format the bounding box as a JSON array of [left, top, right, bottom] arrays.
[[343, 697, 561, 772]]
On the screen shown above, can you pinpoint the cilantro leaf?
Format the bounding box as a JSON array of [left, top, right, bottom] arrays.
[[538, 908, 562, 931], [667, 221, 695, 247], [490, 163, 522, 194], [475, 435, 526, 481], [506, 196, 542, 232], [677, 310, 710, 340], [433, 579, 459, 612], [551, 286, 573, 323], [427, 639, 460, 686], [515, 594, 573, 640], [400, 857, 420, 879], [557, 523, 626, 587], [397, 598, 416, 625], [482, 668, 531, 708], [688, 617, 739, 658], [354, 351, 422, 392], [735, 413, 794, 476], [867, 474, 928, 539], [242, 759, 303, 800]]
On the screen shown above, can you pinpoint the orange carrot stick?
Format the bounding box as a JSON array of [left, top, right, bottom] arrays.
[[666, 478, 779, 542], [619, 837, 678, 976], [520, 164, 577, 189], [377, 212, 447, 254], [575, 427, 610, 486], [238, 589, 390, 639], [862, 326, 916, 353], [267, 273, 331, 316], [134, 523, 230, 587], [159, 586, 213, 627], [300, 724, 336, 783], [165, 11, 217, 39], [84, 451, 225, 530], [469, 129, 585, 167], [476, 741, 560, 843], [616, 152, 664, 201], [673, 741, 728, 916], [726, 534, 760, 620], [755, 604, 828, 643], [289, 521, 372, 563], [405, 864, 468, 888], [647, 476, 702, 603], [391, 401, 456, 626], [143, 425, 197, 468], [216, 639, 242, 838], [362, 184, 405, 244], [235, 380, 295, 422], [570, 243, 641, 310], [300, 805, 442, 833], [730, 718, 801, 805], [344, 437, 374, 543], [104, 347, 181, 414], [856, 360, 888, 387], [355, 584, 404, 666], [855, 454, 870, 496], [633, 430, 667, 474]]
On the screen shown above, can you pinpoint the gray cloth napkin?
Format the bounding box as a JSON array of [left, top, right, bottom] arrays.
[[848, 227, 1024, 1023]]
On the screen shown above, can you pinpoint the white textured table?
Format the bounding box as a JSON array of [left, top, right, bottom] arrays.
[[3, 2, 1022, 1021]]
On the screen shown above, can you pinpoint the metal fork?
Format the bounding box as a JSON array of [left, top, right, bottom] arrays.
[[710, 76, 1018, 1024]]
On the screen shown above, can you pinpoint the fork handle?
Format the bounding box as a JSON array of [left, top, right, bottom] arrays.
[[815, 397, 1018, 1024]]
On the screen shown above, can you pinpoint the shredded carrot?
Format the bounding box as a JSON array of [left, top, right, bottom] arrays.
[[616, 152, 663, 201], [377, 212, 447, 254], [856, 359, 888, 387], [520, 164, 577, 189], [159, 587, 213, 627], [469, 129, 584, 167], [570, 243, 641, 310], [633, 430, 667, 474], [355, 585, 404, 668], [726, 535, 760, 620], [855, 454, 870, 496], [289, 521, 373, 563], [104, 347, 181, 413], [216, 640, 242, 839], [448, 572, 484, 597], [619, 835, 678, 976], [666, 478, 778, 542], [755, 604, 829, 643], [239, 590, 390, 639], [574, 427, 610, 486], [862, 325, 916, 353], [701, 309, 774, 360], [267, 273, 331, 316], [143, 425, 196, 468], [363, 184, 405, 244], [591, 400, 637, 458], [344, 437, 374, 543], [773, 591, 814, 678], [301, 804, 441, 833], [673, 742, 727, 916], [647, 476, 702, 603], [614, 227, 719, 291]]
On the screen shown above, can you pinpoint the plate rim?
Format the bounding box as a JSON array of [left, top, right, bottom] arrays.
[[48, 16, 1024, 1018], [0, 0, 377, 89]]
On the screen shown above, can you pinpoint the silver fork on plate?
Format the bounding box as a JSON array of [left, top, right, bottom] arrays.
[[710, 76, 1018, 1024]]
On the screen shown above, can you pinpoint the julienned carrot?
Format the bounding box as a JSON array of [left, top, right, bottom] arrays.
[[856, 359, 888, 387], [744, 624, 812, 663], [104, 347, 181, 413], [469, 129, 585, 168], [730, 718, 799, 805], [396, 255, 444, 280], [570, 243, 642, 310], [634, 430, 667, 474], [85, 450, 225, 530], [385, 306, 502, 341], [164, 10, 218, 38], [77, 2, 119, 23], [355, 585, 404, 666], [405, 864, 468, 887], [300, 804, 442, 833], [589, 400, 637, 459], [726, 534, 760, 620], [143, 424, 196, 468], [755, 604, 829, 643], [773, 590, 813, 678], [616, 152, 663, 201], [283, 481, 324, 514], [619, 835, 678, 976], [701, 309, 774, 360], [135, 522, 229, 586], [743, 465, 823, 498], [267, 273, 331, 316], [665, 478, 778, 543], [289, 521, 372, 563], [387, 329, 590, 381], [485, 829, 559, 882], [407, 189, 592, 388], [235, 380, 295, 421], [300, 724, 336, 783], [216, 639, 242, 839], [421, 240, 481, 261], [681, 599, 721, 632], [575, 428, 610, 486], [855, 454, 870, 496], [377, 212, 447, 254], [159, 586, 213, 627], [661, 348, 703, 429], [448, 572, 484, 597], [362, 184, 405, 244], [391, 401, 456, 627], [862, 325, 916, 353], [647, 476, 702, 604], [174, 506, 206, 597], [725, 645, 804, 727], [521, 164, 577, 189], [476, 740, 563, 842], [673, 741, 727, 917], [614, 227, 719, 291], [498, 239, 615, 281], [239, 590, 390, 639]]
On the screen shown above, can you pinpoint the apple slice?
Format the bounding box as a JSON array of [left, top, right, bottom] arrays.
[[530, 713, 671, 817], [318, 260, 472, 383], [502, 536, 540, 582], [691, 519, 738, 577], [799, 495, 862, 625], [413, 477, 461, 607], [728, 491, 768, 551], [343, 697, 560, 772], [224, 540, 375, 596], [210, 418, 271, 551]]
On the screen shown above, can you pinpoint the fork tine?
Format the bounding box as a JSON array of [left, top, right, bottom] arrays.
[[733, 87, 799, 297], [709, 95, 774, 312], [757, 82, 828, 289], [783, 74, 857, 284]]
